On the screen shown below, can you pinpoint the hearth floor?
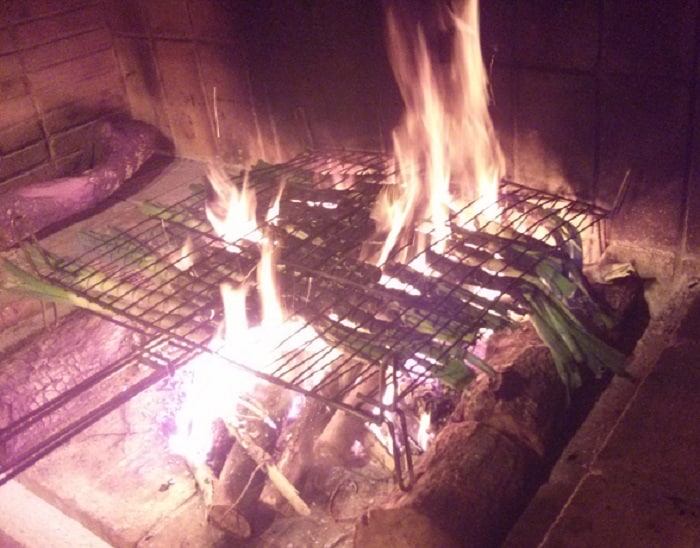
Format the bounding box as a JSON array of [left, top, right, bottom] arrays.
[[0, 156, 214, 547], [1, 156, 699, 546]]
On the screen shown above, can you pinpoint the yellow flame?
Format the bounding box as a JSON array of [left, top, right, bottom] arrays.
[[379, 0, 504, 256], [258, 234, 284, 327], [450, 0, 504, 206], [205, 165, 260, 246], [171, 188, 343, 464]]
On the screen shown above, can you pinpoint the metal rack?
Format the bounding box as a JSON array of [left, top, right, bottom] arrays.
[[0, 150, 609, 488]]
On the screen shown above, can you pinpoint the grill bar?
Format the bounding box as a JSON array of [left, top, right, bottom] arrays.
[[1, 150, 608, 488]]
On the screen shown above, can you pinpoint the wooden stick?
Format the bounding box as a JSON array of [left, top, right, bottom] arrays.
[[227, 421, 311, 517]]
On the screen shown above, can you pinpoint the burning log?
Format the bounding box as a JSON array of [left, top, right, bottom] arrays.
[[0, 119, 161, 250], [353, 275, 645, 547], [313, 366, 385, 468], [178, 378, 313, 537], [259, 396, 333, 514]]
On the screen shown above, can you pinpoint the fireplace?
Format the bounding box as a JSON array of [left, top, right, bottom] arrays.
[[1, 1, 699, 546]]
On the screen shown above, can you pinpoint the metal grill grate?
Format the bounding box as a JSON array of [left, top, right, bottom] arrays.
[[1, 150, 609, 487]]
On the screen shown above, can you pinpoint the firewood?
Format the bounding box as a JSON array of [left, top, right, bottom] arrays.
[[354, 275, 645, 547], [207, 418, 277, 538], [258, 396, 333, 514], [0, 118, 160, 250], [313, 369, 384, 468]]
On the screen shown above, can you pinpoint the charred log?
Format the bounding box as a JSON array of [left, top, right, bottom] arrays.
[[208, 419, 278, 539], [0, 119, 161, 250], [259, 396, 333, 515], [353, 275, 646, 547], [0, 310, 143, 470]]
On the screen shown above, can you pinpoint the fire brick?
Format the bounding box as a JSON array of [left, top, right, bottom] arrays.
[[514, 1, 599, 71], [684, 92, 700, 256], [3, 0, 97, 24], [154, 40, 215, 159], [0, 120, 44, 156], [0, 96, 41, 141], [0, 140, 49, 181], [142, 0, 192, 39], [13, 4, 104, 50], [43, 88, 127, 134], [21, 27, 112, 72], [514, 70, 596, 198], [602, 1, 698, 80], [112, 37, 172, 139], [599, 76, 689, 249]]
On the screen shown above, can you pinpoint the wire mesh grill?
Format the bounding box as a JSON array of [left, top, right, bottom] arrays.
[[1, 149, 609, 487]]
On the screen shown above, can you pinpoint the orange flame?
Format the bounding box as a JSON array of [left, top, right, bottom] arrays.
[[380, 0, 504, 255], [171, 175, 341, 464], [205, 165, 260, 247]]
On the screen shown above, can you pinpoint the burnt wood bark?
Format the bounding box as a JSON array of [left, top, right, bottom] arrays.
[[353, 329, 568, 547], [353, 276, 646, 547], [0, 119, 161, 250], [0, 310, 143, 469]]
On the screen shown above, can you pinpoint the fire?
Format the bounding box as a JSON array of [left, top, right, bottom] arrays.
[[205, 165, 260, 248], [376, 0, 504, 258], [170, 173, 339, 465], [171, 0, 508, 467]]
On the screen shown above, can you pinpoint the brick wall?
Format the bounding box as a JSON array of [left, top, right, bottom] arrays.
[[0, 0, 128, 189], [0, 1, 399, 185], [103, 0, 399, 166], [481, 0, 700, 274]]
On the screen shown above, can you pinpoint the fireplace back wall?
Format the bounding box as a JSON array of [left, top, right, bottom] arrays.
[[1, 0, 699, 280]]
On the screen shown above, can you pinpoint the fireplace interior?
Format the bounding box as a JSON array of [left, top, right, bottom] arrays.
[[1, 1, 700, 547]]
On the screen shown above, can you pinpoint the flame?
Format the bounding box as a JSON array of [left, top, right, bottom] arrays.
[[170, 175, 341, 464], [169, 283, 254, 462], [172, 1, 507, 466], [205, 165, 261, 247], [370, 159, 418, 267], [173, 234, 195, 271], [377, 0, 504, 257], [258, 234, 284, 327]]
